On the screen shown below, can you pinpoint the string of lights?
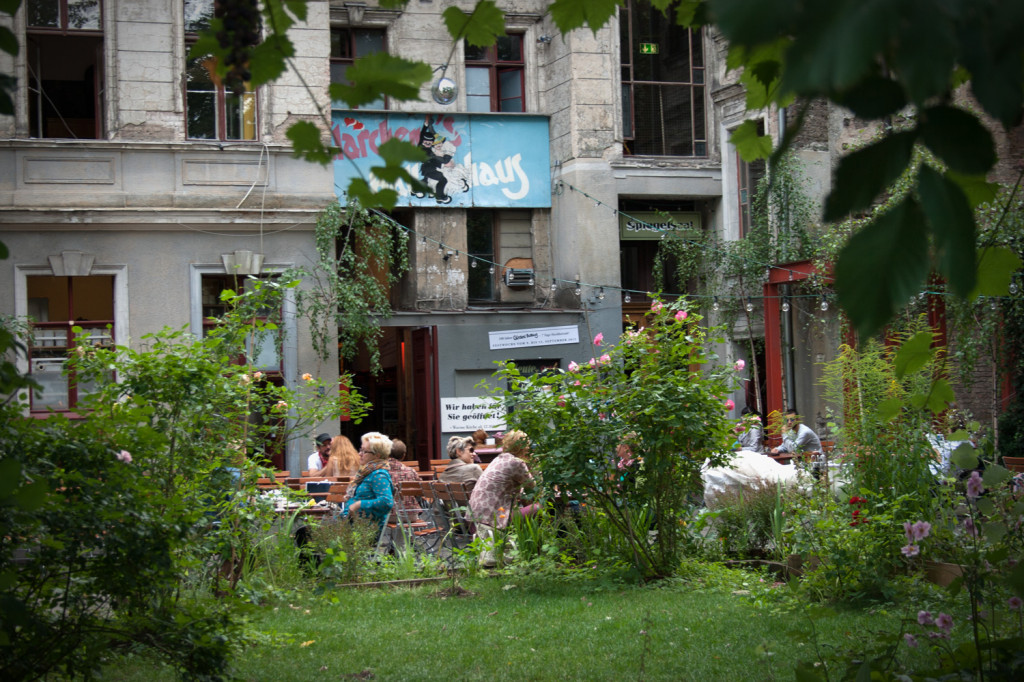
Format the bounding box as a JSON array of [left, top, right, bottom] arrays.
[[362, 178, 1014, 307]]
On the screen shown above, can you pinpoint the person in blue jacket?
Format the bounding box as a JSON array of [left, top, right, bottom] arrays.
[[342, 431, 395, 533]]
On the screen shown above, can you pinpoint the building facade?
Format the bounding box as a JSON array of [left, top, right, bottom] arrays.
[[2, 0, 860, 470]]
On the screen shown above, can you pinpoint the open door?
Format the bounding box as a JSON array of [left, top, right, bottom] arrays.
[[412, 326, 439, 468]]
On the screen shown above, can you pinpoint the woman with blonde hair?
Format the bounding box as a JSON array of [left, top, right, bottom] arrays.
[[313, 435, 360, 477], [342, 432, 395, 532]]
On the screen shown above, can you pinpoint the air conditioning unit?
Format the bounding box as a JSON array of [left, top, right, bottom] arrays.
[[503, 268, 535, 287]]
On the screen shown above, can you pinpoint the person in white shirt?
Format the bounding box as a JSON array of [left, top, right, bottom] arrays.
[[307, 433, 332, 472], [771, 410, 822, 455]]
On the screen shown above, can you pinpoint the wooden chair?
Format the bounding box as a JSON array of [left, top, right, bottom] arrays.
[[1003, 456, 1024, 473], [377, 481, 443, 555], [429, 480, 477, 550], [274, 470, 291, 478]]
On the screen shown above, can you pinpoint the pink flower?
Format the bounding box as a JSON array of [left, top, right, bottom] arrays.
[[903, 633, 918, 649], [573, 380, 581, 386], [274, 400, 288, 411], [589, 357, 597, 367], [651, 301, 663, 314], [724, 399, 735, 411], [674, 310, 688, 322], [935, 612, 953, 633], [600, 353, 611, 364], [964, 517, 978, 537], [734, 359, 745, 371], [901, 544, 920, 558], [1008, 596, 1022, 611], [253, 371, 264, 381], [557, 394, 567, 407], [918, 610, 934, 626], [593, 332, 604, 346], [904, 520, 932, 542], [967, 470, 983, 499], [568, 361, 580, 372], [116, 450, 133, 464], [598, 413, 607, 421]]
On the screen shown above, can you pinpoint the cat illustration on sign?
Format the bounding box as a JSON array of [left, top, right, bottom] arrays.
[[413, 115, 470, 204]]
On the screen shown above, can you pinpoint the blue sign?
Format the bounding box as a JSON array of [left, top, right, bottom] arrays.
[[331, 112, 551, 208]]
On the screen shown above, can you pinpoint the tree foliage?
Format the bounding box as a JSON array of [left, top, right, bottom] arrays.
[[493, 299, 739, 579]]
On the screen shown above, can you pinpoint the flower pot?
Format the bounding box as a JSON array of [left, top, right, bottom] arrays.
[[924, 560, 963, 587]]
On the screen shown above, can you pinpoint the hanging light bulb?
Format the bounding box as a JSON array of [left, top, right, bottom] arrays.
[[488, 264, 495, 274], [745, 298, 754, 313], [550, 279, 558, 292], [437, 244, 444, 256], [1010, 279, 1019, 295], [624, 292, 631, 303], [574, 282, 582, 296], [597, 287, 605, 301], [788, 270, 794, 282], [764, 267, 771, 280], [781, 297, 791, 313], [712, 297, 720, 312], [820, 296, 829, 312], [431, 70, 458, 105], [470, 259, 477, 268]]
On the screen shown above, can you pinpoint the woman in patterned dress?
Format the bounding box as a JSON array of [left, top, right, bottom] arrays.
[[468, 430, 535, 567]]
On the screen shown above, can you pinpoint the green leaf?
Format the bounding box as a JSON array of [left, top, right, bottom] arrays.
[[549, 0, 624, 36], [0, 458, 21, 496], [835, 197, 930, 339], [890, 1, 956, 105], [286, 121, 333, 166], [982, 464, 1012, 489], [708, 0, 798, 48], [946, 171, 999, 208], [832, 75, 907, 120], [346, 178, 399, 211], [331, 52, 432, 107], [0, 0, 22, 16], [971, 247, 1022, 298], [920, 106, 996, 175], [443, 1, 505, 47], [893, 332, 934, 380], [926, 378, 955, 415], [14, 481, 47, 511], [951, 443, 978, 470], [0, 25, 18, 56], [248, 35, 293, 86], [1006, 561, 1024, 597], [876, 397, 902, 422], [672, 0, 705, 27], [917, 166, 977, 297], [0, 238, 8, 259], [983, 520, 1007, 544], [823, 131, 916, 221], [370, 138, 427, 185], [730, 120, 772, 162], [282, 0, 308, 22]]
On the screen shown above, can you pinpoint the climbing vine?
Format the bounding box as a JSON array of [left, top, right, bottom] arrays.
[[283, 199, 410, 373]]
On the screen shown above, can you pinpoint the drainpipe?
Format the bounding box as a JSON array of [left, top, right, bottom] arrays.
[[781, 283, 796, 411]]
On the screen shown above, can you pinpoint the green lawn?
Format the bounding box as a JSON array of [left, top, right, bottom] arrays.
[[112, 568, 952, 681]]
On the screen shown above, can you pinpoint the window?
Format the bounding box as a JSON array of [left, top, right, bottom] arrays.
[[26, 0, 104, 139], [184, 0, 257, 140], [737, 122, 766, 238], [465, 35, 524, 112], [27, 275, 113, 411], [331, 27, 386, 109], [201, 275, 281, 372], [620, 0, 706, 156], [467, 211, 497, 301]]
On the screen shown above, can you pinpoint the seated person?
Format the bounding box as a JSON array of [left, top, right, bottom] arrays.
[[388, 438, 422, 510], [472, 429, 489, 447], [342, 432, 395, 532], [440, 435, 484, 484], [770, 409, 822, 456], [735, 406, 764, 452], [307, 433, 332, 473], [312, 435, 359, 478]]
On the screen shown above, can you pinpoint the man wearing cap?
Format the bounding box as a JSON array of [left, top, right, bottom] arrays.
[[307, 433, 332, 473]]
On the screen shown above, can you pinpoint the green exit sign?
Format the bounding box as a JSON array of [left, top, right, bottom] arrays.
[[640, 43, 659, 54]]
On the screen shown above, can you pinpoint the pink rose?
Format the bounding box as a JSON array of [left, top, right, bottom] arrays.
[[557, 395, 566, 407], [674, 310, 688, 321], [568, 361, 580, 372], [600, 353, 611, 364], [116, 450, 133, 464], [593, 332, 604, 346], [651, 301, 663, 313], [724, 399, 735, 411], [589, 357, 597, 367], [734, 359, 745, 371]]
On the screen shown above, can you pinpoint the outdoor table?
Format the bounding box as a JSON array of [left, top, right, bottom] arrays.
[[474, 447, 503, 463]]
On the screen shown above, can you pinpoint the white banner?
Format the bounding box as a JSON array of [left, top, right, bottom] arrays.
[[488, 324, 579, 350], [440, 396, 506, 432]]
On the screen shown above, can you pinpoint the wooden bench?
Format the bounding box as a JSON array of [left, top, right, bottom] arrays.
[[1003, 456, 1024, 473]]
